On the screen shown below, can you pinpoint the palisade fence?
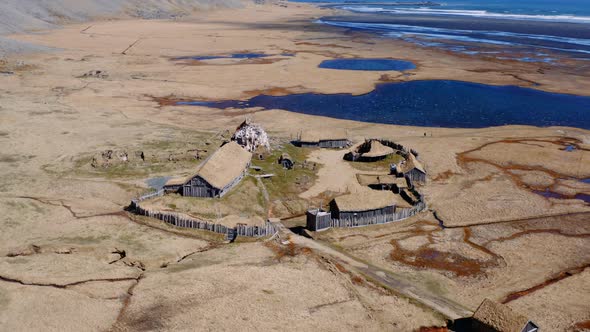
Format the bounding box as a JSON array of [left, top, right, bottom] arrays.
[[308, 201, 427, 231], [129, 190, 277, 239], [332, 202, 426, 228]]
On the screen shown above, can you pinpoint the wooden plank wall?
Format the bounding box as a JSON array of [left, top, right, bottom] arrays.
[[313, 202, 426, 231], [130, 190, 277, 239]]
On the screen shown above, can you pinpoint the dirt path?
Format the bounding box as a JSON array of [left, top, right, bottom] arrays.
[[275, 223, 472, 320]]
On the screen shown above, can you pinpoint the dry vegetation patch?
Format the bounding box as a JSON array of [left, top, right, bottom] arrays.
[[318, 210, 590, 317]]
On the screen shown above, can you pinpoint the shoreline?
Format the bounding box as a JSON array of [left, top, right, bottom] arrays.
[[1, 2, 589, 98]]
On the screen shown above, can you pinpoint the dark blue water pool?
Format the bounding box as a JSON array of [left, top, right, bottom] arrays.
[[177, 80, 590, 129], [534, 189, 590, 204], [174, 53, 271, 61], [319, 59, 416, 71]]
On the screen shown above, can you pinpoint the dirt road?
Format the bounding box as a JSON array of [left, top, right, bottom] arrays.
[[276, 223, 472, 320]]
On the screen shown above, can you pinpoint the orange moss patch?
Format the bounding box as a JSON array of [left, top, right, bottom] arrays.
[[502, 264, 590, 303], [378, 73, 405, 82], [351, 276, 364, 285], [571, 320, 590, 332], [295, 41, 353, 49], [243, 85, 307, 97], [387, 221, 500, 277], [457, 137, 590, 204], [390, 241, 496, 277], [334, 262, 348, 273], [264, 241, 312, 261], [417, 326, 449, 332]]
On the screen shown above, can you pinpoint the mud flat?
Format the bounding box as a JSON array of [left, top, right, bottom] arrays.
[[0, 1, 589, 330]]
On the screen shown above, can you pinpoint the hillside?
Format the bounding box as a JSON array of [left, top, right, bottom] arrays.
[[0, 0, 242, 34], [0, 0, 242, 56]]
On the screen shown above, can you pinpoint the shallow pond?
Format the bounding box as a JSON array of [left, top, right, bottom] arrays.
[[177, 80, 590, 129], [174, 53, 269, 61], [534, 189, 590, 204], [146, 176, 171, 190], [319, 58, 416, 71]]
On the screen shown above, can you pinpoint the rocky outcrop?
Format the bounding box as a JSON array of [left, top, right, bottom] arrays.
[[78, 70, 109, 79], [91, 150, 133, 168], [90, 148, 209, 168]]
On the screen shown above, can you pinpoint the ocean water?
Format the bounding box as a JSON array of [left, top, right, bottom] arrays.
[[296, 0, 590, 18], [176, 80, 590, 129], [300, 0, 590, 61], [330, 0, 590, 23]]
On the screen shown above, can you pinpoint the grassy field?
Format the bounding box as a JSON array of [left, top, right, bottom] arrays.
[[251, 142, 319, 218], [66, 129, 226, 179], [144, 175, 267, 221]]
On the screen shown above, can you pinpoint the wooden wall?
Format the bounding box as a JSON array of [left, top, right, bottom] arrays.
[[130, 199, 277, 238], [130, 181, 275, 239], [335, 205, 395, 222], [218, 170, 246, 197], [182, 176, 218, 198], [406, 169, 426, 185], [306, 209, 332, 231], [307, 202, 427, 231], [318, 139, 349, 148]]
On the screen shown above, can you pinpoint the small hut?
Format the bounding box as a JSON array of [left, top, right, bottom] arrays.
[[330, 190, 397, 222], [297, 129, 350, 148], [395, 152, 426, 184], [356, 174, 410, 193], [278, 153, 294, 169], [163, 141, 252, 198], [469, 299, 539, 332], [344, 139, 395, 162], [306, 209, 332, 231]]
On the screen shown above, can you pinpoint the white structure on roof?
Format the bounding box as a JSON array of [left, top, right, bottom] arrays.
[[231, 119, 270, 153]]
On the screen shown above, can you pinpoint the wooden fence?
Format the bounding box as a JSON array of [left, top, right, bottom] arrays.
[[310, 201, 427, 231], [129, 191, 277, 239], [134, 189, 165, 202]]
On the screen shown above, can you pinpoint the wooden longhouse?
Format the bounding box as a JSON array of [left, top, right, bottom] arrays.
[[306, 190, 423, 231], [330, 190, 403, 222], [467, 299, 539, 332], [394, 152, 426, 184], [296, 129, 350, 148], [163, 141, 252, 198]]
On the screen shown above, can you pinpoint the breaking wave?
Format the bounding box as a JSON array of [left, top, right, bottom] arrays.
[[317, 20, 590, 55], [337, 6, 590, 24]]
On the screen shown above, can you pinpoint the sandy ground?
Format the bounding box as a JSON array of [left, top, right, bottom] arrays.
[[0, 1, 589, 331], [299, 148, 374, 199]]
